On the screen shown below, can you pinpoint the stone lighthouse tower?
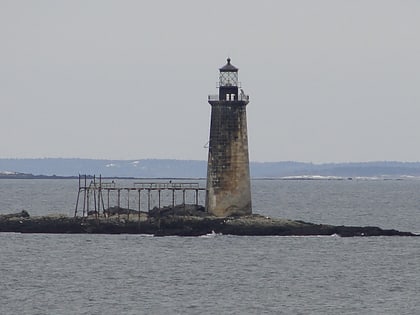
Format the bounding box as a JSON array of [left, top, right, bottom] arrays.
[[206, 58, 252, 217]]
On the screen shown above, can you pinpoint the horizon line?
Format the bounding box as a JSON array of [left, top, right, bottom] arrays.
[[1, 157, 420, 165]]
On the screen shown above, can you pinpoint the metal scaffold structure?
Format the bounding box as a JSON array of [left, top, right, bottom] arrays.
[[74, 175, 206, 219]]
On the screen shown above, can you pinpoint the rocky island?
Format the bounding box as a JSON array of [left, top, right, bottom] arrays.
[[0, 206, 417, 237], [1, 60, 418, 238]]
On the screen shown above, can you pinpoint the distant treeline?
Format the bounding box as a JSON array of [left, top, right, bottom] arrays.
[[2, 158, 420, 178]]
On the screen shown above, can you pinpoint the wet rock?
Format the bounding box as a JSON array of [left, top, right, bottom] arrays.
[[104, 206, 141, 216], [149, 204, 206, 218], [0, 210, 30, 220], [0, 210, 417, 237]]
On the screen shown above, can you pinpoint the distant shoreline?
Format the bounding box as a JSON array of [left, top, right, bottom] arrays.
[[3, 158, 420, 178], [0, 173, 417, 181], [0, 174, 205, 180]]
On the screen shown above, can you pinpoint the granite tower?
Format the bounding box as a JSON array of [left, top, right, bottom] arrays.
[[206, 58, 252, 217]]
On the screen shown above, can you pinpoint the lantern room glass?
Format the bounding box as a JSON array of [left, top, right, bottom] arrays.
[[219, 71, 238, 87]]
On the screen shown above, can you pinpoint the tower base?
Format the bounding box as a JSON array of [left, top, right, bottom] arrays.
[[205, 101, 252, 217]]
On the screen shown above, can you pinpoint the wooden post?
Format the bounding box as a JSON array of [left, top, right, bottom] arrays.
[[74, 175, 81, 217], [107, 190, 110, 215], [196, 189, 199, 205], [74, 189, 80, 217], [138, 189, 141, 221], [86, 188, 90, 215], [117, 189, 121, 219], [93, 176, 97, 218], [98, 175, 102, 217], [172, 189, 175, 208], [100, 190, 106, 217], [82, 175, 87, 217], [127, 189, 130, 221]]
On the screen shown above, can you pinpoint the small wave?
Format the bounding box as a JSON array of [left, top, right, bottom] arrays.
[[281, 175, 345, 180], [199, 230, 220, 238]]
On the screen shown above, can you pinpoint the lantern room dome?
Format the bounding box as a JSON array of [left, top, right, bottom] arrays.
[[219, 58, 238, 72]]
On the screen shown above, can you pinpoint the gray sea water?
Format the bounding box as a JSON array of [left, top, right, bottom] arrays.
[[1, 179, 420, 314]]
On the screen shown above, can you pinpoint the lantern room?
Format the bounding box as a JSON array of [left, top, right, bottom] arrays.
[[218, 58, 239, 101]]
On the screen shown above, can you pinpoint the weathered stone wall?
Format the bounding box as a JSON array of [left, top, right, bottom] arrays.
[[206, 100, 252, 217]]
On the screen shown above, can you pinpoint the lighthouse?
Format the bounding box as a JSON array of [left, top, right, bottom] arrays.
[[206, 58, 252, 217]]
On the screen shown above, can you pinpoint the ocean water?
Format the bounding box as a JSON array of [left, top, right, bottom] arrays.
[[1, 179, 420, 314]]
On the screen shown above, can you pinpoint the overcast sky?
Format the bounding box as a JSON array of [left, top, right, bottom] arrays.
[[1, 1, 419, 163]]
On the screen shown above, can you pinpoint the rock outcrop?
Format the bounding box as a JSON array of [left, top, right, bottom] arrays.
[[0, 209, 417, 237]]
